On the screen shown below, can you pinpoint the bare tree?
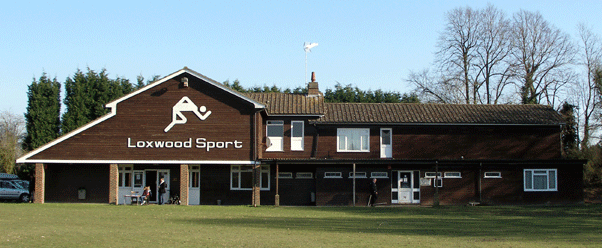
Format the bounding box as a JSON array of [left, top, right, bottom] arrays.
[[436, 6, 481, 104], [510, 10, 576, 105], [475, 4, 514, 104], [574, 23, 602, 146], [407, 69, 464, 103], [0, 110, 25, 174]]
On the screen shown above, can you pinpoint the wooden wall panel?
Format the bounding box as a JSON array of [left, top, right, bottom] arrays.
[[30, 74, 256, 162]]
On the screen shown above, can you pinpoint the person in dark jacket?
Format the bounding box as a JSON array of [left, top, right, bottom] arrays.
[[369, 178, 378, 207], [158, 178, 167, 205]]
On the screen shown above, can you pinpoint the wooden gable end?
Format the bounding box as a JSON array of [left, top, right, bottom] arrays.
[[24, 71, 258, 163]]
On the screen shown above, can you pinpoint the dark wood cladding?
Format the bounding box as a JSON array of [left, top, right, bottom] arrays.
[[30, 74, 256, 161], [261, 124, 562, 160], [45, 163, 109, 203]]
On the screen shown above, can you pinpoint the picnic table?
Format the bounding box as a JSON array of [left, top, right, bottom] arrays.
[[124, 194, 141, 205]]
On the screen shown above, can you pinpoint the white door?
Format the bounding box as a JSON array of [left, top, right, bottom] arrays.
[[398, 172, 413, 203], [189, 166, 200, 205], [380, 128, 392, 158], [391, 171, 420, 204]]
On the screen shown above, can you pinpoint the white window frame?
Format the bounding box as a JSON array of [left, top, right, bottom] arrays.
[[324, 172, 343, 178], [371, 172, 388, 178], [278, 172, 293, 179], [484, 172, 502, 178], [291, 121, 304, 151], [296, 172, 313, 179], [433, 178, 443, 188], [337, 128, 370, 152], [118, 166, 133, 188], [349, 172, 367, 178], [444, 172, 461, 178], [266, 120, 284, 152], [189, 166, 200, 188], [524, 169, 557, 192], [424, 172, 442, 178], [230, 165, 270, 191]]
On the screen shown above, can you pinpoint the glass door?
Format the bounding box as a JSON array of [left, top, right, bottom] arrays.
[[189, 165, 200, 205], [391, 170, 420, 204], [380, 128, 392, 158]]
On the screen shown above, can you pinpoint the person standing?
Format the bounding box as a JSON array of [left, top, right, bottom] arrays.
[[158, 178, 167, 205], [369, 178, 378, 207]]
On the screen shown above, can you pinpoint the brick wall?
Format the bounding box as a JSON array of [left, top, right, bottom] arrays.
[[180, 164, 189, 205], [34, 163, 45, 204], [109, 164, 118, 204]]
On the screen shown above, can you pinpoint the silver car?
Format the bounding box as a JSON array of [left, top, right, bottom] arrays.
[[0, 180, 30, 202]]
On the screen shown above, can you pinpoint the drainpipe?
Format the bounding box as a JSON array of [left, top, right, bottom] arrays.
[[353, 163, 356, 207], [275, 161, 279, 206], [434, 161, 440, 207], [479, 163, 482, 203]]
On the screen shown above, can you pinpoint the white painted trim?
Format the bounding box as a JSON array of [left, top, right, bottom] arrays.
[[17, 159, 256, 165], [17, 67, 265, 164]]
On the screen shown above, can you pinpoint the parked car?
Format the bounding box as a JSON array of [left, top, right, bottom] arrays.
[[0, 179, 30, 203]]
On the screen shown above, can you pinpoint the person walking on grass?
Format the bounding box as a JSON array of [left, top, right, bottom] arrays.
[[369, 178, 378, 207]]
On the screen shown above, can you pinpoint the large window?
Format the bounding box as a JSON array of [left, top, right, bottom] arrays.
[[118, 166, 132, 188], [231, 165, 270, 190], [524, 169, 557, 191], [291, 121, 304, 151], [266, 120, 284, 152], [337, 128, 370, 152]]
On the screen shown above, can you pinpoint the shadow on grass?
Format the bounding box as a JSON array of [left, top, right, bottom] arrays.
[[173, 205, 602, 242]]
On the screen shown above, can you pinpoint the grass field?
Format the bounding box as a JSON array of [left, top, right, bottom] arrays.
[[2, 203, 601, 247]]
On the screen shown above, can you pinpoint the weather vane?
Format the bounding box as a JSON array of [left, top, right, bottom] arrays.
[[304, 42, 318, 84]]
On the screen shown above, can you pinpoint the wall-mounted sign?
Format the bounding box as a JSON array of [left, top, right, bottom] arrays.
[[127, 138, 243, 151], [164, 96, 211, 132]]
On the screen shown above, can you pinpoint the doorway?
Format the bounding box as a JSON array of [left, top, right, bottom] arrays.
[[391, 170, 420, 204]]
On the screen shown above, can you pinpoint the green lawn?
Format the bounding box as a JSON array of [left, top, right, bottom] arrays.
[[1, 203, 601, 247]]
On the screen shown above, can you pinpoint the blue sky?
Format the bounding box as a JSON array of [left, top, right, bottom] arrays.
[[2, 0, 602, 116]]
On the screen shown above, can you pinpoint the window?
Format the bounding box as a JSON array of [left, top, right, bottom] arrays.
[[118, 166, 133, 187], [524, 169, 557, 191], [291, 121, 304, 151], [133, 171, 144, 188], [484, 172, 501, 178], [190, 166, 200, 188], [444, 172, 461, 178], [278, 172, 293, 179], [324, 172, 342, 178], [266, 120, 284, 152], [349, 172, 367, 178], [371, 172, 388, 178], [434, 178, 443, 187], [231, 165, 270, 190], [337, 128, 370, 152], [296, 172, 313, 179], [424, 172, 442, 178]]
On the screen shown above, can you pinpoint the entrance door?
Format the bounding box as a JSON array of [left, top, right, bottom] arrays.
[[189, 166, 200, 205], [398, 172, 413, 203], [380, 128, 392, 158], [391, 171, 420, 204], [145, 171, 157, 202]]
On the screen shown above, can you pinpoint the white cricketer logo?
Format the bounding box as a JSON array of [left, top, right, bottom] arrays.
[[164, 96, 212, 132]]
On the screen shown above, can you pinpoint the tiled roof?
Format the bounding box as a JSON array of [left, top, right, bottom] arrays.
[[244, 93, 325, 115], [315, 103, 563, 125]]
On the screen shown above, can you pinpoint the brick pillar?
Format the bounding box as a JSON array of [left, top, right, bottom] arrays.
[[34, 163, 45, 204], [109, 164, 119, 205], [252, 163, 261, 206], [180, 164, 189, 206]]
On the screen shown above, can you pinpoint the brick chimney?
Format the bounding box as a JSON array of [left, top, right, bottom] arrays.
[[307, 72, 320, 97]]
